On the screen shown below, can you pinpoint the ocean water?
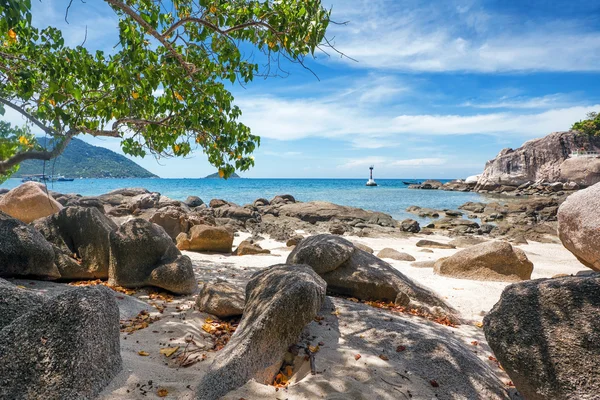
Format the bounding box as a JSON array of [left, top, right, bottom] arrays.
[[1, 178, 485, 221]]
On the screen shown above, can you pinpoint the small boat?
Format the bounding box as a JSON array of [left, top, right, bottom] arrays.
[[57, 176, 74, 182], [366, 166, 378, 186], [402, 180, 421, 185]]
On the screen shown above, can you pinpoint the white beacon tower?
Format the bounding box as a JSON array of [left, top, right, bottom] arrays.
[[366, 165, 378, 186]]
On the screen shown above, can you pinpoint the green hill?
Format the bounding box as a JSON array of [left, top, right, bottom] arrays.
[[204, 172, 241, 179], [14, 137, 158, 178]]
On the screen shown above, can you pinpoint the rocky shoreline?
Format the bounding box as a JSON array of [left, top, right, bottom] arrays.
[[0, 181, 599, 400]]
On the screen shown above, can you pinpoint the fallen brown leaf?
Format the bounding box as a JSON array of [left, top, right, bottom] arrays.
[[379, 354, 389, 361], [160, 346, 179, 358], [354, 354, 361, 360], [138, 351, 149, 356], [157, 388, 168, 397]]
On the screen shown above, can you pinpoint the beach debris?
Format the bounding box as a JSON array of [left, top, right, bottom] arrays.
[[160, 346, 179, 358], [120, 310, 160, 334], [157, 388, 169, 397], [138, 351, 149, 356], [69, 279, 136, 296], [363, 299, 457, 327]]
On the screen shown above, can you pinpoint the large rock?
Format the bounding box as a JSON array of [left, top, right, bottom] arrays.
[[476, 130, 600, 188], [109, 219, 197, 294], [0, 286, 122, 399], [0, 182, 62, 223], [558, 156, 600, 187], [399, 218, 420, 233], [558, 183, 600, 271], [176, 225, 234, 253], [287, 234, 355, 274], [196, 264, 326, 400], [97, 187, 149, 206], [0, 278, 46, 330], [376, 248, 416, 262], [434, 241, 533, 281], [196, 281, 245, 318], [33, 206, 117, 280], [484, 275, 600, 400], [321, 249, 457, 319], [0, 211, 59, 280], [185, 196, 204, 207], [149, 206, 192, 241]]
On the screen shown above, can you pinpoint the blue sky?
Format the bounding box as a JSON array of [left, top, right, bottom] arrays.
[[4, 0, 600, 178]]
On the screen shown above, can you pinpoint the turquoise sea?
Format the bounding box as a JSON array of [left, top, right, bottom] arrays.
[[1, 178, 485, 221]]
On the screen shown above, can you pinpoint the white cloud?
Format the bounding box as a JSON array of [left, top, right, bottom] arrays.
[[462, 94, 577, 109], [338, 156, 447, 170], [324, 0, 600, 72]]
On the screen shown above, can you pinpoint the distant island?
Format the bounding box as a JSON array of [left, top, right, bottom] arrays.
[[204, 172, 241, 179], [14, 138, 157, 179]]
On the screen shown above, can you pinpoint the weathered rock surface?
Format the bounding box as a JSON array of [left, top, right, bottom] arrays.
[[415, 239, 456, 249], [287, 234, 355, 274], [399, 218, 420, 233], [285, 235, 304, 247], [376, 248, 416, 262], [275, 201, 396, 226], [196, 281, 245, 318], [0, 279, 46, 330], [558, 183, 600, 271], [33, 206, 117, 280], [0, 286, 122, 399], [558, 156, 600, 187], [176, 225, 234, 253], [0, 211, 59, 280], [484, 275, 600, 400], [322, 249, 457, 318], [196, 264, 326, 400], [352, 242, 374, 254], [185, 195, 204, 207], [476, 131, 600, 189], [0, 182, 62, 223], [110, 219, 197, 294], [434, 241, 533, 281], [234, 240, 271, 256], [411, 260, 436, 268]]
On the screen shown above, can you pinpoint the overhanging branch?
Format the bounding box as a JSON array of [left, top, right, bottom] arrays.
[[0, 98, 60, 137]]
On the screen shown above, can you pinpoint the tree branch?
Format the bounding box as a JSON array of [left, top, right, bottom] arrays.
[[0, 129, 78, 174], [104, 0, 197, 76], [0, 98, 59, 137]]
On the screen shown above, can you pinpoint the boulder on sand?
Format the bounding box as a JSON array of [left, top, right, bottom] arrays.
[[234, 240, 271, 256], [0, 278, 46, 330], [448, 236, 488, 248], [196, 281, 245, 318], [149, 206, 192, 241], [0, 181, 62, 223], [415, 239, 456, 249], [376, 248, 416, 262], [33, 206, 117, 280], [196, 264, 326, 400], [484, 275, 600, 400], [434, 241, 533, 281], [399, 218, 420, 233], [176, 225, 234, 253], [558, 183, 600, 271], [0, 286, 122, 400], [287, 234, 355, 274], [109, 219, 197, 294], [0, 211, 59, 280], [288, 235, 457, 320]]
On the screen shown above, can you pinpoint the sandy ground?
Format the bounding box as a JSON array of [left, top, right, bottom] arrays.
[[11, 232, 589, 400]]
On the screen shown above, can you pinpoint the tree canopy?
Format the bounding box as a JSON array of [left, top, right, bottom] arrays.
[[572, 112, 600, 136], [0, 0, 334, 178]]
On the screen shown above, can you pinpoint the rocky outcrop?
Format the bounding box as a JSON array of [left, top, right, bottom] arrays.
[[558, 156, 600, 186], [376, 248, 416, 262], [185, 196, 204, 207], [176, 225, 234, 253], [109, 219, 197, 294], [399, 218, 420, 233], [0, 279, 46, 330], [196, 264, 326, 400], [149, 206, 211, 241], [484, 275, 600, 400], [476, 131, 600, 189], [274, 201, 396, 227], [0, 211, 59, 280], [196, 281, 245, 318], [434, 241, 533, 281], [0, 286, 122, 399], [0, 182, 62, 223], [287, 234, 356, 274], [558, 183, 600, 271], [33, 206, 117, 280]]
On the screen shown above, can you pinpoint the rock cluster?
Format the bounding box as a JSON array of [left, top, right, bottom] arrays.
[[0, 182, 63, 223]]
